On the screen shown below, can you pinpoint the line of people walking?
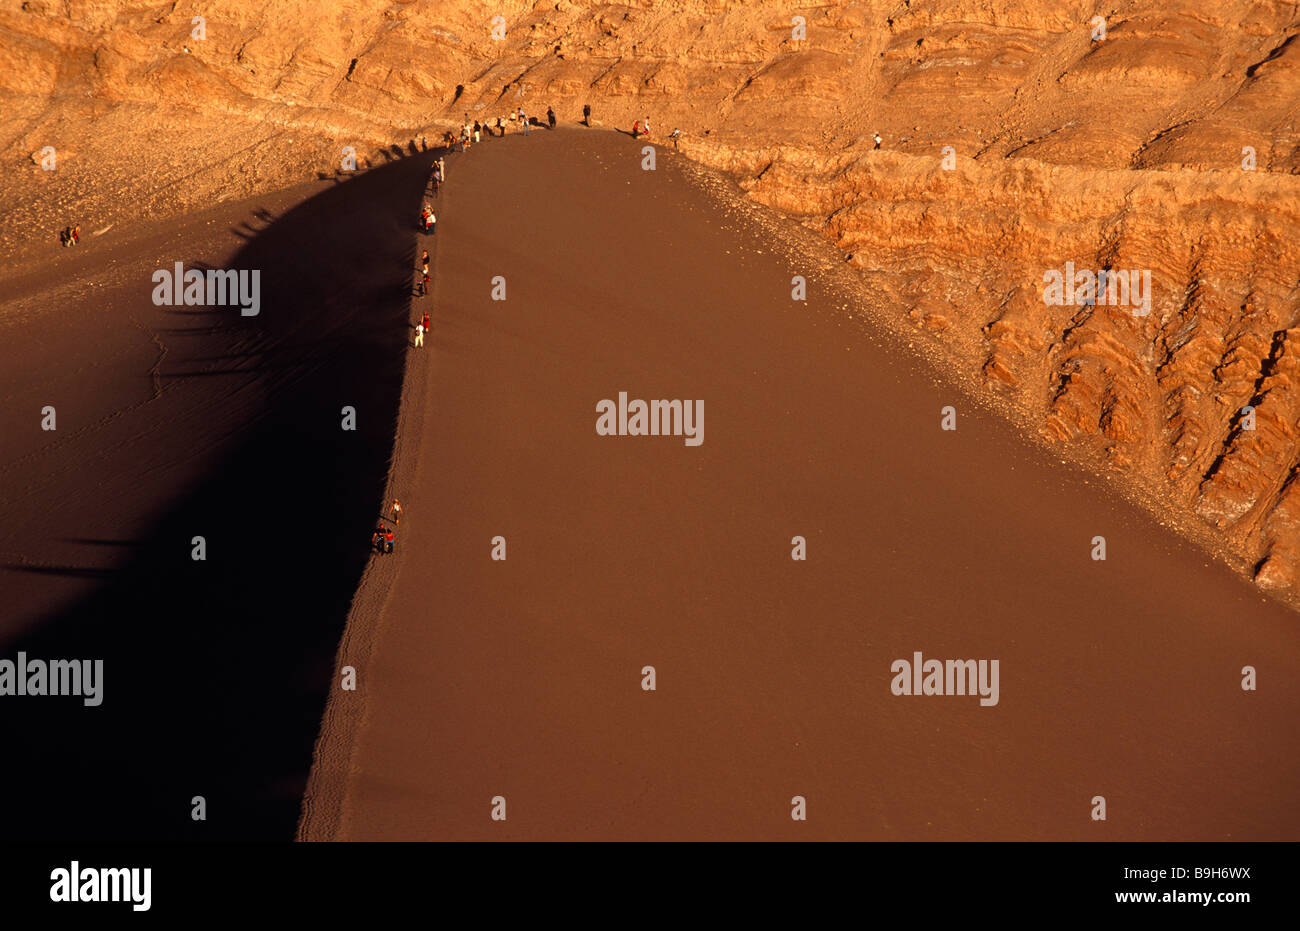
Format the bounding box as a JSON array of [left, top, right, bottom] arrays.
[[455, 105, 570, 140], [441, 103, 604, 151], [378, 152, 446, 556], [376, 142, 459, 554], [378, 105, 617, 556]]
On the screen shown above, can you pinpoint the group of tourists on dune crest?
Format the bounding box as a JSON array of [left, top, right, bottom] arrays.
[[380, 104, 681, 557]]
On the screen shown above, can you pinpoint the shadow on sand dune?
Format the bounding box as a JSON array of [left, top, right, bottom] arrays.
[[2, 147, 440, 840]]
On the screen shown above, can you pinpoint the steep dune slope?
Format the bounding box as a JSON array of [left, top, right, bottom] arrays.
[[302, 129, 1300, 841]]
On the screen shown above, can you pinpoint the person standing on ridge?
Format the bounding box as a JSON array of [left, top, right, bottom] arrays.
[[582, 103, 591, 126], [415, 321, 425, 348], [547, 106, 556, 129], [670, 127, 681, 148], [393, 499, 402, 524]]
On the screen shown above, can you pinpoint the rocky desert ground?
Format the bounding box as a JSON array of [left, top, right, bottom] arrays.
[[3, 0, 1299, 605]]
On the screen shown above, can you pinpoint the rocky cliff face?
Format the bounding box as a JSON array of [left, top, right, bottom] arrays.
[[689, 139, 1300, 594], [3, 0, 1298, 605]]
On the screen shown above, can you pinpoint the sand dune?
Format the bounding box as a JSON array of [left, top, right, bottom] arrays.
[[3, 125, 1296, 841], [2, 0, 1297, 849], [298, 129, 1300, 841]]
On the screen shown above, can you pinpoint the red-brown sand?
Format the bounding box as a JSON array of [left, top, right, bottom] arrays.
[[298, 129, 1300, 841]]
